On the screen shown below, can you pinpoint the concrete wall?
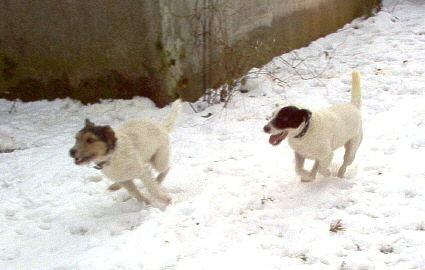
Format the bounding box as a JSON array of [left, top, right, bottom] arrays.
[[0, 0, 381, 106]]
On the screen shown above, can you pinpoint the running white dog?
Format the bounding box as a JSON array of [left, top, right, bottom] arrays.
[[70, 99, 182, 205], [263, 71, 362, 181]]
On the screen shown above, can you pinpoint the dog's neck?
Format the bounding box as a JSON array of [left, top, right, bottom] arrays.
[[94, 158, 110, 170], [93, 148, 116, 170], [294, 117, 311, 139], [93, 132, 118, 170]]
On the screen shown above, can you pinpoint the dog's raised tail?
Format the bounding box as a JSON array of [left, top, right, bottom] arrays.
[[163, 99, 182, 132], [351, 70, 362, 109]]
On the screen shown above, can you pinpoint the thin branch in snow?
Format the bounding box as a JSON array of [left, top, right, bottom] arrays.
[[329, 219, 345, 232]]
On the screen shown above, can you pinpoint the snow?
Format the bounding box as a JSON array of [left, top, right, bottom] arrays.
[[1, 0, 425, 269]]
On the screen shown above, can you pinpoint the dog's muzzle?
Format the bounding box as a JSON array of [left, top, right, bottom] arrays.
[[69, 148, 77, 158], [69, 148, 93, 165], [264, 125, 288, 146]]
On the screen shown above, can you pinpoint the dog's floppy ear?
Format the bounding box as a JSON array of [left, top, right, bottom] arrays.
[[299, 109, 312, 122], [101, 125, 117, 152], [85, 119, 95, 128]]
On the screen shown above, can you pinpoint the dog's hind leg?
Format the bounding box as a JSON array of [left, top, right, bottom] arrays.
[[152, 147, 171, 184], [119, 180, 151, 205], [338, 135, 362, 178], [139, 164, 171, 205]]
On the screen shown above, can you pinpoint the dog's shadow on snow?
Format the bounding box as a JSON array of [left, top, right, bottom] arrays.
[[305, 163, 357, 189], [72, 198, 148, 233], [64, 180, 163, 238], [300, 176, 354, 193], [280, 163, 358, 208]]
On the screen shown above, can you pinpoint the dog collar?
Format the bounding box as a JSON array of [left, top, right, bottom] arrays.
[[294, 119, 310, 139], [94, 159, 110, 170]]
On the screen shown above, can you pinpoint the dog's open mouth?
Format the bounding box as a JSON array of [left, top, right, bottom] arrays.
[[269, 131, 288, 146], [74, 155, 94, 165]]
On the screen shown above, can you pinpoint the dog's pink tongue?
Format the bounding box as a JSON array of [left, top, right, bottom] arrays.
[[269, 131, 288, 146]]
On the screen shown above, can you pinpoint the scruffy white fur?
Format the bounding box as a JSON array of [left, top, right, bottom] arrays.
[[94, 100, 181, 204], [267, 71, 362, 181]]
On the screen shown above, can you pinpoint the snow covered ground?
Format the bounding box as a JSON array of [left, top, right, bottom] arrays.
[[1, 0, 425, 269]]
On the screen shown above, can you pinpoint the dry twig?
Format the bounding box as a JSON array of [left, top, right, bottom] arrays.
[[330, 219, 345, 232]]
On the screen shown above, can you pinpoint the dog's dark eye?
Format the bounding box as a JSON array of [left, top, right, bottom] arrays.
[[86, 138, 95, 144]]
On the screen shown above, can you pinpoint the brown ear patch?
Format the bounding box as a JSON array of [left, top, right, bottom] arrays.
[[85, 119, 95, 128], [100, 126, 117, 153], [273, 106, 310, 130]]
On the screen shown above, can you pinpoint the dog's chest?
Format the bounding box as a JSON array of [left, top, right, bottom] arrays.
[[288, 137, 324, 160], [101, 161, 140, 182]]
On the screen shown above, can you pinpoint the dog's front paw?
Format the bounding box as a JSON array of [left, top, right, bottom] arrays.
[[108, 182, 122, 191], [300, 175, 315, 182], [337, 167, 346, 178], [297, 170, 315, 182], [320, 169, 331, 177], [159, 194, 172, 205]]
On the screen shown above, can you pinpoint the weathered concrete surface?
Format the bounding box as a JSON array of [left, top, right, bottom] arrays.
[[0, 0, 172, 106], [0, 0, 381, 106], [163, 0, 382, 102]]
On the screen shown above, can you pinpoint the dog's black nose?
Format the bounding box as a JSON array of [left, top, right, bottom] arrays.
[[263, 125, 271, 133], [69, 148, 76, 157]]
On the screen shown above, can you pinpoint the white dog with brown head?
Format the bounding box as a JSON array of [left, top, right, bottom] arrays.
[[263, 71, 363, 181], [70, 99, 182, 205]]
